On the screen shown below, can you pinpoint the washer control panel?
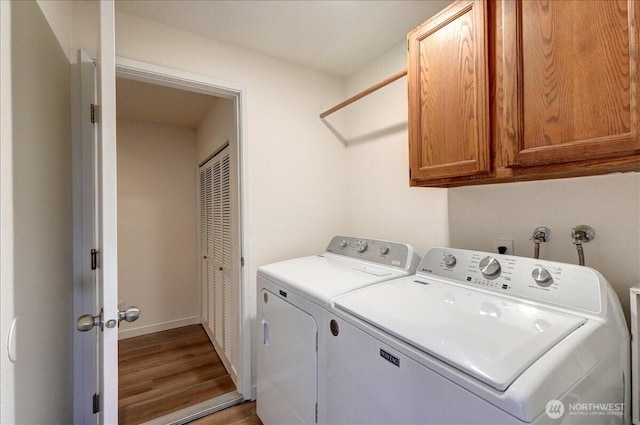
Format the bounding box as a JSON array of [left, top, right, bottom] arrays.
[[418, 247, 604, 314], [326, 236, 417, 271]]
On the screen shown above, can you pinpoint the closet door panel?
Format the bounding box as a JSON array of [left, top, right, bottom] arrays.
[[208, 151, 233, 354], [221, 154, 233, 361], [214, 268, 224, 344], [212, 159, 223, 344], [199, 169, 208, 326], [199, 145, 236, 374], [199, 164, 215, 334]]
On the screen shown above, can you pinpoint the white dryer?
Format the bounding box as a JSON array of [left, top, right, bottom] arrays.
[[326, 247, 630, 424], [256, 236, 420, 425]]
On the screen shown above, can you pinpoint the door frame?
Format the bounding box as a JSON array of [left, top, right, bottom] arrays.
[[114, 57, 252, 400]]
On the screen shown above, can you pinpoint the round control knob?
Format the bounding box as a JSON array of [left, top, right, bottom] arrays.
[[356, 240, 368, 253], [339, 239, 348, 248], [479, 256, 501, 278], [380, 245, 390, 255], [443, 254, 457, 268], [532, 266, 553, 287]]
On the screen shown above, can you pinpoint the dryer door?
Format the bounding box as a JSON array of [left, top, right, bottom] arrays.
[[257, 288, 317, 425]]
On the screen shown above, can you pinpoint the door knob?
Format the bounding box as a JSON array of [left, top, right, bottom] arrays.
[[118, 306, 141, 324], [77, 309, 104, 332]]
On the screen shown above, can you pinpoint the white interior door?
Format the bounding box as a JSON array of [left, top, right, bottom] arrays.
[[97, 1, 119, 422], [74, 48, 100, 425], [74, 1, 120, 422]]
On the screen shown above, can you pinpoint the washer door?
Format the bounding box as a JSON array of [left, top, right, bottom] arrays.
[[257, 288, 317, 424]]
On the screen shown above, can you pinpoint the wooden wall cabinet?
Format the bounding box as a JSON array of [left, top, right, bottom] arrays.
[[409, 0, 640, 187], [408, 0, 490, 181]]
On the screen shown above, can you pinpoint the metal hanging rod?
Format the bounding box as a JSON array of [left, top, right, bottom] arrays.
[[319, 69, 407, 119]]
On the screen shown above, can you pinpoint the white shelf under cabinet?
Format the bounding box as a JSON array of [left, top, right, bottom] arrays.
[[631, 284, 640, 425]]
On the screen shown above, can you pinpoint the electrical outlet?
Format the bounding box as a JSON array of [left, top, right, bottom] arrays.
[[118, 300, 125, 311], [494, 239, 514, 255]]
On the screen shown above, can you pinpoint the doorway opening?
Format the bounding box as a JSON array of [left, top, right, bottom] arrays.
[[114, 60, 250, 423]]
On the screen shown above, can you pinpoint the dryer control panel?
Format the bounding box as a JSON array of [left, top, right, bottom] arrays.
[[418, 247, 605, 315], [325, 236, 419, 272]]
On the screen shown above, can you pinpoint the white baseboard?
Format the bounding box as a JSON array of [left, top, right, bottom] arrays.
[[118, 316, 201, 340]]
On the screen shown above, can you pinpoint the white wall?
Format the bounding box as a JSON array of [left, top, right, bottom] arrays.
[[71, 1, 98, 60], [449, 173, 640, 322], [1, 1, 73, 423], [342, 41, 449, 254], [197, 97, 236, 163], [35, 0, 73, 61], [117, 120, 199, 337], [0, 2, 14, 420]]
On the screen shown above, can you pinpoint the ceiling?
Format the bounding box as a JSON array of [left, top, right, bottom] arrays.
[[114, 0, 452, 78]]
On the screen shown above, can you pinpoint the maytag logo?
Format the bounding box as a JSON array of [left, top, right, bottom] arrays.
[[380, 349, 400, 367]]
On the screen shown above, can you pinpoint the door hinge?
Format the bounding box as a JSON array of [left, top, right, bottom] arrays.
[[316, 332, 318, 353], [241, 256, 245, 267], [93, 393, 100, 414], [315, 402, 318, 423], [90, 103, 97, 124], [91, 249, 98, 270]]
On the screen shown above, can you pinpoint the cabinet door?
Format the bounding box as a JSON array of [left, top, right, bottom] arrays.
[[505, 0, 640, 167], [408, 0, 490, 181]]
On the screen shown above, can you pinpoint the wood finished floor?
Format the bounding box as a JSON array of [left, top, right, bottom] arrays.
[[119, 324, 236, 424]]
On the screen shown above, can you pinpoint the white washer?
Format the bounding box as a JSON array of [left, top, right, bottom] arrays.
[[327, 247, 630, 424], [256, 236, 420, 425]]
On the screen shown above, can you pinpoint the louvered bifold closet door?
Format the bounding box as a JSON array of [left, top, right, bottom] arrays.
[[199, 168, 209, 328], [199, 145, 234, 371], [221, 154, 232, 361], [212, 160, 224, 344], [199, 165, 215, 332], [205, 166, 215, 330]]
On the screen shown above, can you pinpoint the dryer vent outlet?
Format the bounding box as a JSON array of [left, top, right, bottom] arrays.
[[494, 239, 513, 255]]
